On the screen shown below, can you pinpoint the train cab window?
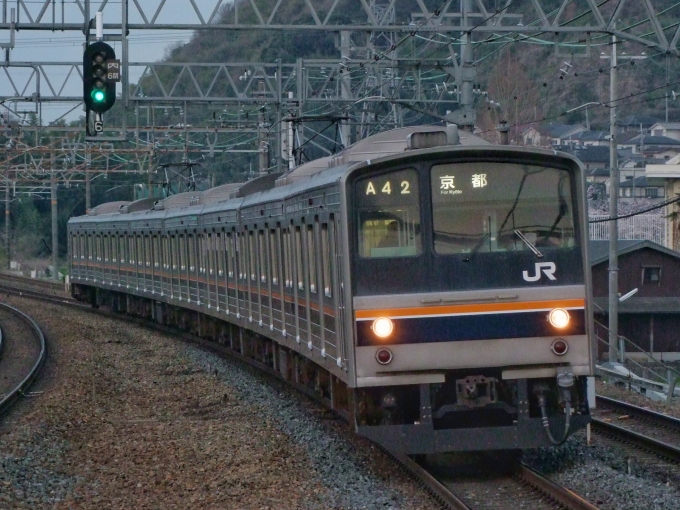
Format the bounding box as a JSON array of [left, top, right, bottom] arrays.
[[356, 168, 421, 258], [430, 162, 576, 255]]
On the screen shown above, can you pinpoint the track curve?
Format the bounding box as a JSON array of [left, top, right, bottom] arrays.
[[0, 302, 47, 419]]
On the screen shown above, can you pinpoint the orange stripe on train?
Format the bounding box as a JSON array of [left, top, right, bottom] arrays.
[[355, 298, 585, 320]]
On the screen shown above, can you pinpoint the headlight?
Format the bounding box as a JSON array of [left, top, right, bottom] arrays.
[[548, 308, 570, 328], [372, 317, 394, 338]]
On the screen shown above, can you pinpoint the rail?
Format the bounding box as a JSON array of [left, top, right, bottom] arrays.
[[0, 302, 47, 418]]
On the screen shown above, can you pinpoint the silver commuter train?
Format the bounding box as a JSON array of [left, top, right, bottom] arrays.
[[68, 125, 594, 453]]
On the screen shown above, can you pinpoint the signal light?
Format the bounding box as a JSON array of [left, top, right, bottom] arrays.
[[83, 41, 116, 114]]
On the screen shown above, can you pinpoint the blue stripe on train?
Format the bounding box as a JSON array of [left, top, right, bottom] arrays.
[[356, 310, 586, 346]]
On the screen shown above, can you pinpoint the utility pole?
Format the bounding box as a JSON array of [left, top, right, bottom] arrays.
[[257, 79, 267, 176], [85, 142, 91, 212], [607, 33, 619, 363], [5, 178, 9, 270], [51, 146, 59, 281]]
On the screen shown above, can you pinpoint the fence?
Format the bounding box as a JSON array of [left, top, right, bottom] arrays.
[[589, 214, 667, 247]]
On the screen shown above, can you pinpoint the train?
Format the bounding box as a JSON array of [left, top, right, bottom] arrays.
[[68, 125, 594, 453]]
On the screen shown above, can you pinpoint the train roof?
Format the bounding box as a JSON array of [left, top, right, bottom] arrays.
[[68, 124, 535, 228]]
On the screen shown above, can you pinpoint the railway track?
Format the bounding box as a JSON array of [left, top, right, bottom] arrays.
[[398, 453, 599, 510], [591, 395, 680, 483], [1, 274, 599, 509], [0, 302, 47, 419]]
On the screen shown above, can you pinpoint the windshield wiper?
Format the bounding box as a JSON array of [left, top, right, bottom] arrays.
[[463, 233, 489, 262], [514, 230, 543, 258]]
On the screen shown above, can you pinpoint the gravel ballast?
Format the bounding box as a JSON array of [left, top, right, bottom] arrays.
[[0, 296, 435, 509]]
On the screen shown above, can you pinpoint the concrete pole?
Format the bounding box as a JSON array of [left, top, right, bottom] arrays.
[[51, 146, 59, 281], [276, 58, 282, 175], [5, 179, 9, 269], [258, 79, 267, 175], [340, 31, 351, 148], [458, 0, 476, 129], [85, 142, 91, 212], [608, 33, 619, 363]]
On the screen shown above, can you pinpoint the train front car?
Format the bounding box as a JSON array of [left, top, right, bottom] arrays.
[[344, 145, 593, 453]]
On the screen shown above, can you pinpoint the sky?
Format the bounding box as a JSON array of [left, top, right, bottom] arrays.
[[0, 0, 230, 124]]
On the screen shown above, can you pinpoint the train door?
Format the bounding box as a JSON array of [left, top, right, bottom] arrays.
[[152, 234, 160, 295], [186, 233, 192, 301], [322, 217, 341, 365], [283, 223, 297, 340], [256, 229, 266, 326], [226, 231, 237, 316], [178, 233, 187, 301], [269, 227, 283, 333], [198, 232, 207, 306], [161, 235, 169, 297], [236, 231, 246, 318], [215, 231, 225, 312], [188, 233, 198, 304], [293, 222, 307, 344], [171, 234, 179, 299]]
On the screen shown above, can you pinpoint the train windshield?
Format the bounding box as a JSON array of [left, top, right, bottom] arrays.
[[356, 168, 422, 258], [431, 162, 576, 255]]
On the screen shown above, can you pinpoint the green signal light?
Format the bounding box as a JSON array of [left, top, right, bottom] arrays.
[[92, 90, 106, 103]]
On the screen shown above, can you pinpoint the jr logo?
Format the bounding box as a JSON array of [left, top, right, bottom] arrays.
[[522, 262, 557, 282]]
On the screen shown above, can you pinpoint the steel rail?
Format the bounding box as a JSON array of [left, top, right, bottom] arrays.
[[0, 302, 47, 418], [596, 395, 680, 431], [517, 463, 600, 510], [591, 417, 680, 464]]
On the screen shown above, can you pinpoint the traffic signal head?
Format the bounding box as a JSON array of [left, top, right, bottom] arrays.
[[84, 41, 116, 113]]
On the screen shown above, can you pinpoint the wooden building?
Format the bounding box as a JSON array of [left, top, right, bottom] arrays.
[[590, 240, 680, 360]]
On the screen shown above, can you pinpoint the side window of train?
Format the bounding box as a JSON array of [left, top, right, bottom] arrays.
[[144, 235, 151, 267], [137, 235, 144, 266], [356, 168, 421, 258], [307, 222, 317, 293], [258, 230, 267, 284], [248, 231, 256, 281], [270, 228, 279, 286], [188, 234, 195, 272], [295, 225, 304, 291], [283, 226, 292, 288], [226, 232, 234, 278], [238, 232, 246, 280], [322, 222, 332, 298]]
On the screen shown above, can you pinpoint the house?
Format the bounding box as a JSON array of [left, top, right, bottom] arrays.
[[521, 126, 543, 147], [590, 239, 680, 360], [618, 175, 665, 201], [645, 162, 680, 250], [618, 134, 680, 156], [544, 124, 587, 146], [570, 145, 610, 170], [649, 122, 680, 141], [574, 130, 609, 146], [618, 115, 659, 134]]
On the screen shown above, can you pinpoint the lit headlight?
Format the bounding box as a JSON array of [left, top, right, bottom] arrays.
[[372, 317, 394, 338], [548, 308, 570, 328]]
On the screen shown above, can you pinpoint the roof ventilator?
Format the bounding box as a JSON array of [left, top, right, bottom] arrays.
[[406, 125, 459, 150]]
